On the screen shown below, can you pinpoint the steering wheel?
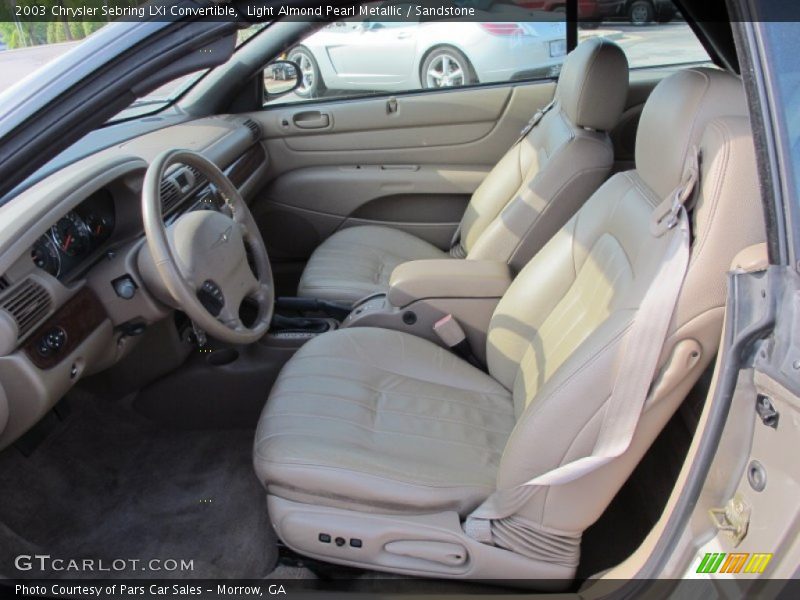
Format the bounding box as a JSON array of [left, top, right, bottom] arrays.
[[142, 149, 274, 344]]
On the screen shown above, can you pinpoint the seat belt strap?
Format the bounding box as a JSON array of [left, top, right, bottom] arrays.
[[513, 99, 556, 147], [449, 100, 557, 259], [449, 225, 467, 258], [465, 148, 700, 544]]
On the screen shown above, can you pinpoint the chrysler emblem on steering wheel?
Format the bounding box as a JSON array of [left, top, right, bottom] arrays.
[[211, 225, 233, 249]]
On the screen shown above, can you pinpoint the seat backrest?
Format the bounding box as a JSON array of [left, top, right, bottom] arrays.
[[483, 68, 765, 560], [457, 38, 629, 271]]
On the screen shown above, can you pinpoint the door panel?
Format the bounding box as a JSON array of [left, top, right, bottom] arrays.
[[282, 122, 497, 152], [248, 66, 676, 293], [261, 84, 515, 142], [249, 81, 556, 267], [251, 164, 486, 259]]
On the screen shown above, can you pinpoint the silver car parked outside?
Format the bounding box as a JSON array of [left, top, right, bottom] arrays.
[[288, 18, 567, 98]]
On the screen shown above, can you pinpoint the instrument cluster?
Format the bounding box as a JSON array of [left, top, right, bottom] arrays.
[[30, 189, 116, 280]]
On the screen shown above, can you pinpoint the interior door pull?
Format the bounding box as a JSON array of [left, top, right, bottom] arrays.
[[293, 111, 330, 129]]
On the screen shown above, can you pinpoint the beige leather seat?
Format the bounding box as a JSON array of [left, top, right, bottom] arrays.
[[297, 38, 629, 303], [255, 68, 765, 583]]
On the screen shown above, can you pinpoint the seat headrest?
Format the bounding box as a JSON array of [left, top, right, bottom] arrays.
[[556, 37, 629, 132], [636, 67, 749, 199]]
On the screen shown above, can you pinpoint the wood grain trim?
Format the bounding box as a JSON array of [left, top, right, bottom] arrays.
[[227, 144, 266, 188], [24, 287, 107, 370]]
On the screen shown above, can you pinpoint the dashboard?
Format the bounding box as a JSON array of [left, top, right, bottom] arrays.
[[0, 114, 269, 450]]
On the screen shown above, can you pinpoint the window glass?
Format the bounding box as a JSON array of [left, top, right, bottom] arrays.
[[266, 1, 567, 105], [578, 0, 710, 69], [761, 21, 800, 246]]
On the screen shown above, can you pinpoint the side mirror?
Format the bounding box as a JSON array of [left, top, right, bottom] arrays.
[[263, 60, 301, 100]]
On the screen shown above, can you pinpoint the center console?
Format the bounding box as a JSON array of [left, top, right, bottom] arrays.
[[341, 259, 512, 362], [263, 259, 512, 361]]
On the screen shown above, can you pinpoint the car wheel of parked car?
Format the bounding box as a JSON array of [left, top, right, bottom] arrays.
[[288, 46, 325, 98], [421, 47, 476, 89], [629, 0, 655, 24]]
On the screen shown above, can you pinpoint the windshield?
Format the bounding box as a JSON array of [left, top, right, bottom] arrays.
[[0, 22, 266, 121]]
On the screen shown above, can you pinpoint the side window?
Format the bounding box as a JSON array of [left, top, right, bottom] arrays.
[[578, 0, 710, 69], [266, 1, 567, 105]]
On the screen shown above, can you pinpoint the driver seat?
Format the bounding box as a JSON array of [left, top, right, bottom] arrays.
[[254, 68, 765, 584]]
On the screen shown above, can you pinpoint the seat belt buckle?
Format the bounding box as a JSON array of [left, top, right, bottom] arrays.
[[433, 314, 467, 348], [434, 314, 485, 370]]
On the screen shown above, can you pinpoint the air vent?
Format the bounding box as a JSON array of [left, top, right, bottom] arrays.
[[186, 165, 207, 187], [1, 278, 52, 339], [243, 119, 261, 142], [0, 276, 9, 292], [160, 178, 181, 214]]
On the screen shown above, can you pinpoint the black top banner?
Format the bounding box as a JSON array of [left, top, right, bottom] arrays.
[[1, 0, 798, 24]]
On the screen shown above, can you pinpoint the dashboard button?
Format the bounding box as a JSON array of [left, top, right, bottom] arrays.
[[38, 327, 67, 356], [36, 339, 51, 357], [197, 280, 224, 316]]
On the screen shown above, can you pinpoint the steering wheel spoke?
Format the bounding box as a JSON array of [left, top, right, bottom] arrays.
[[218, 303, 246, 332], [250, 281, 272, 303]]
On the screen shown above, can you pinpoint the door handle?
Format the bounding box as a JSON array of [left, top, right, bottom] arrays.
[[292, 110, 330, 129], [396, 32, 411, 39]]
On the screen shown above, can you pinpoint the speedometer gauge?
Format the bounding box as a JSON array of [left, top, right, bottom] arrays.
[[51, 212, 91, 257], [31, 235, 61, 277]]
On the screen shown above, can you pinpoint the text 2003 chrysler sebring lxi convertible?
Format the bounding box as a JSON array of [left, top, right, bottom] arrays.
[[0, 0, 797, 596]]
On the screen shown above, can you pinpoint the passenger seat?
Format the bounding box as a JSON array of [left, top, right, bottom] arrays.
[[297, 38, 630, 304]]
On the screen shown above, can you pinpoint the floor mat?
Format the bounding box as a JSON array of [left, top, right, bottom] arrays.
[[0, 391, 277, 579]]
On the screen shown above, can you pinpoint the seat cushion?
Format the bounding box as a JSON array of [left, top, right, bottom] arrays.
[[297, 226, 449, 303], [254, 328, 515, 515]]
